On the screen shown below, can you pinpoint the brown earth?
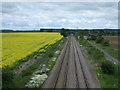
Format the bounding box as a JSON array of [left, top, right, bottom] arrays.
[[15, 56, 41, 74], [103, 36, 120, 48]]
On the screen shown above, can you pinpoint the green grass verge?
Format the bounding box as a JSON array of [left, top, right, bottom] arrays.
[[75, 35, 119, 88], [89, 58, 119, 88], [91, 40, 119, 61], [2, 37, 67, 88]]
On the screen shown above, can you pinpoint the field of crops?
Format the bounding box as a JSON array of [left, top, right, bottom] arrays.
[[1, 32, 63, 67]]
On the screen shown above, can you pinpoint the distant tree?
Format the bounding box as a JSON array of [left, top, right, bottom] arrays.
[[89, 34, 96, 40], [60, 28, 69, 37], [47, 29, 52, 32], [98, 30, 104, 36], [96, 36, 104, 43], [40, 29, 44, 32], [102, 39, 109, 46]]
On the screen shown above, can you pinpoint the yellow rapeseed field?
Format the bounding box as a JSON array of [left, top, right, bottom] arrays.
[[1, 32, 63, 67]]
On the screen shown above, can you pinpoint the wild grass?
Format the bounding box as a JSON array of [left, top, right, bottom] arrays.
[[2, 37, 66, 88], [75, 35, 119, 88]]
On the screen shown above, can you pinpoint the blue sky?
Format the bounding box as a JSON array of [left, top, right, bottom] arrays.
[[1, 2, 118, 30]]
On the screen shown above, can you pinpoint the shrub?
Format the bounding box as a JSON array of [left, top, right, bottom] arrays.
[[48, 53, 53, 57], [22, 67, 37, 77], [2, 66, 15, 88], [102, 39, 109, 46], [95, 36, 104, 43], [95, 49, 104, 59], [60, 28, 69, 37], [89, 35, 96, 40], [88, 47, 104, 60], [100, 60, 115, 75]]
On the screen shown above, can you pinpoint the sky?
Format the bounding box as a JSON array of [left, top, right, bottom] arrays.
[[1, 2, 118, 30]]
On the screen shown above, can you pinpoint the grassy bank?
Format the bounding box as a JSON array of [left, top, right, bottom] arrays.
[[2, 37, 66, 88], [93, 41, 119, 61], [75, 35, 119, 88]]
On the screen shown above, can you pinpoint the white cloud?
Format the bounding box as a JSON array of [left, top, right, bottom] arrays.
[[105, 23, 111, 26], [1, 2, 118, 30], [61, 18, 66, 22]]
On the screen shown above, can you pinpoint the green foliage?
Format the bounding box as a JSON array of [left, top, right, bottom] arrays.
[[96, 36, 104, 43], [60, 28, 69, 37], [48, 52, 54, 57], [79, 37, 91, 47], [40, 29, 43, 32], [3, 37, 66, 88], [95, 40, 119, 61], [90, 30, 119, 36], [75, 32, 118, 88], [47, 29, 52, 32], [102, 39, 109, 46], [95, 30, 105, 36], [95, 36, 109, 46], [2, 66, 15, 88], [21, 66, 37, 77], [100, 60, 116, 75], [88, 47, 104, 60], [74, 29, 119, 36], [89, 34, 96, 40], [97, 67, 118, 88], [76, 30, 90, 37]]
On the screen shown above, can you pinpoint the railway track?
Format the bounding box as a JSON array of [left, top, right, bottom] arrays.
[[42, 36, 100, 88]]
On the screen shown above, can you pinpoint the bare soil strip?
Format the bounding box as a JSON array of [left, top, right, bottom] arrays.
[[15, 56, 41, 74], [103, 36, 119, 48], [42, 36, 100, 88]]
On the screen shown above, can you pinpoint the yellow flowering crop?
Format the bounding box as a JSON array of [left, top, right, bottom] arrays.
[[1, 32, 63, 67]]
